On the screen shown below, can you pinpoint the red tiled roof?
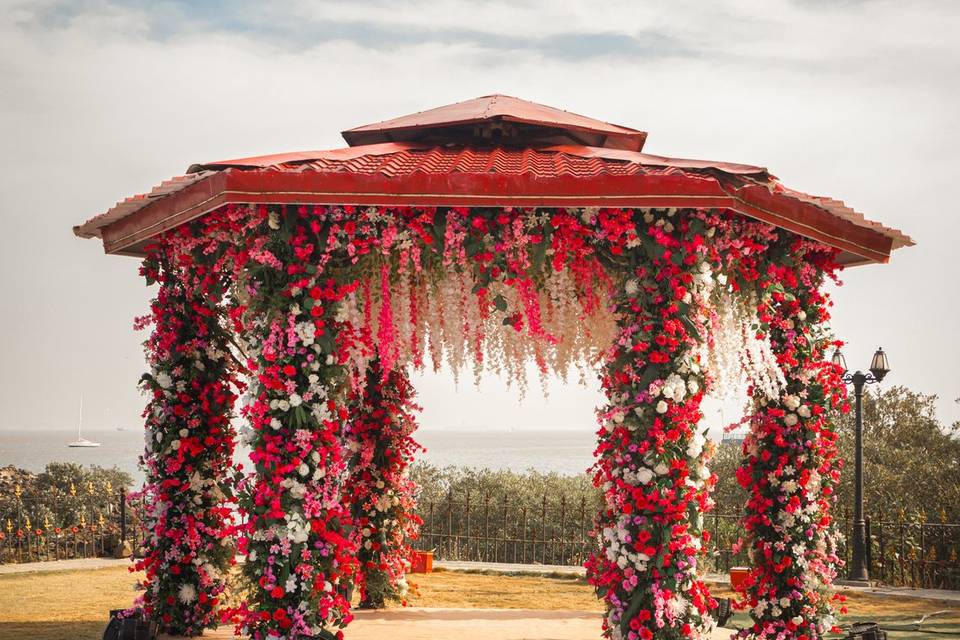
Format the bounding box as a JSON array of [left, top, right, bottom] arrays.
[[188, 143, 767, 177], [74, 96, 912, 264], [341, 94, 648, 151]]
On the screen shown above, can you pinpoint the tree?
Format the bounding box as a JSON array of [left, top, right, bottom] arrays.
[[832, 386, 960, 522]]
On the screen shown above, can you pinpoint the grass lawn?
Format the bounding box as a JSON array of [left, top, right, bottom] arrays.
[[1, 566, 958, 639]]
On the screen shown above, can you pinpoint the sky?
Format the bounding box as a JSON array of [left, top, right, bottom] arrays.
[[0, 0, 958, 439]]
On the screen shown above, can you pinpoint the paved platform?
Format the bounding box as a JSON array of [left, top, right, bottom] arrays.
[[170, 609, 735, 640]]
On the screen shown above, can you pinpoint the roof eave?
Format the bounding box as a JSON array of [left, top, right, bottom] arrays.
[[78, 169, 905, 265]]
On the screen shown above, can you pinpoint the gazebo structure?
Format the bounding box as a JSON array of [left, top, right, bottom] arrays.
[[75, 95, 911, 640]]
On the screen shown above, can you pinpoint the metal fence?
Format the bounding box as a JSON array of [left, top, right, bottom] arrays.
[[3, 483, 959, 591], [410, 492, 750, 572], [413, 493, 960, 590], [0, 483, 143, 564], [836, 508, 960, 590]]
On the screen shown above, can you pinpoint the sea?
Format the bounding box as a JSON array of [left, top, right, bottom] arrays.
[[0, 428, 596, 485]]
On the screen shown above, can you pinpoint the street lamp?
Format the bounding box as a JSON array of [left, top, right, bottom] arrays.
[[832, 346, 890, 583]]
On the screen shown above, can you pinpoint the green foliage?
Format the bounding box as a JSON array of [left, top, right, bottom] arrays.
[[833, 386, 960, 521], [411, 463, 599, 508]]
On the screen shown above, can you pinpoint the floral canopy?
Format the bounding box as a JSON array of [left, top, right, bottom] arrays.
[[76, 95, 910, 640]]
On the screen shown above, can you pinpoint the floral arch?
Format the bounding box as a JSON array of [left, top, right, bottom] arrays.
[[75, 96, 911, 640]]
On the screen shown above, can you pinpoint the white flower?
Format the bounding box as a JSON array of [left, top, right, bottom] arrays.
[[375, 494, 393, 512], [155, 372, 173, 389], [784, 413, 799, 426], [287, 514, 309, 544], [298, 463, 310, 476], [277, 400, 291, 412], [783, 395, 801, 410], [289, 394, 303, 407], [656, 401, 668, 414], [668, 594, 688, 618], [687, 433, 706, 458], [798, 405, 812, 418], [178, 583, 197, 604], [270, 418, 282, 430], [625, 279, 639, 295], [636, 468, 654, 485], [268, 211, 281, 229], [654, 463, 669, 476]]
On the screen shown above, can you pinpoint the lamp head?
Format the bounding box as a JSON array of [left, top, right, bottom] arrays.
[[869, 347, 890, 382], [831, 349, 848, 375]]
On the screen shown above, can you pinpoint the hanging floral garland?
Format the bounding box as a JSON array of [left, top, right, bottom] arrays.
[[133, 233, 242, 635], [727, 235, 848, 640], [230, 206, 359, 640], [343, 359, 422, 608], [586, 208, 722, 640]]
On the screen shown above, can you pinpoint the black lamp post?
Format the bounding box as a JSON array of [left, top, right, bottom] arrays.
[[831, 346, 890, 583]]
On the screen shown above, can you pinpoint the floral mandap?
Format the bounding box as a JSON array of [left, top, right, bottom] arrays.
[[75, 95, 912, 640]]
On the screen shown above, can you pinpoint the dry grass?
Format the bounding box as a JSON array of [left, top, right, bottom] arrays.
[[0, 566, 146, 640], [1, 566, 959, 640], [407, 568, 599, 611]]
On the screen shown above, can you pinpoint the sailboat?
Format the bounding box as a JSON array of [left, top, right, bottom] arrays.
[[68, 395, 101, 448]]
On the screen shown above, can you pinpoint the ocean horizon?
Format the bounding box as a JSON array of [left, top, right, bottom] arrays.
[[0, 427, 597, 485]]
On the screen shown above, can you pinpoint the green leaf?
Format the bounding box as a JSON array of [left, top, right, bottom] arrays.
[[493, 295, 507, 312], [531, 228, 551, 272], [680, 314, 701, 342]]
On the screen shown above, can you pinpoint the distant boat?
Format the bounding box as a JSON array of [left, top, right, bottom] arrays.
[[68, 396, 101, 448]]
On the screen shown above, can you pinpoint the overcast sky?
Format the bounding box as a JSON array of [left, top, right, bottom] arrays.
[[1, 0, 957, 438]]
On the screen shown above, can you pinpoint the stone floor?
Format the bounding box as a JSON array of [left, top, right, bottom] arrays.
[[169, 609, 735, 640]]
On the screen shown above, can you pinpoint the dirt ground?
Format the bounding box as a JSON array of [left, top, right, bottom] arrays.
[[1, 566, 958, 640]]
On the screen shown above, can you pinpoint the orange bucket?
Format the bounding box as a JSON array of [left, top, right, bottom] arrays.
[[729, 566, 750, 590], [410, 550, 433, 574]]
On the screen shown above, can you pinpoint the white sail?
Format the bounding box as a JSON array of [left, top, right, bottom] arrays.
[[68, 394, 100, 448]]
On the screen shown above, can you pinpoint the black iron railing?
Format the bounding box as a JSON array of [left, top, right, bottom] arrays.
[[0, 484, 145, 564], [836, 507, 960, 590], [4, 484, 958, 591], [413, 493, 960, 589]]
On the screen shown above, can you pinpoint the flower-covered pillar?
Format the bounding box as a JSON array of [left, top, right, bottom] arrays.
[[588, 209, 720, 640], [135, 246, 239, 636], [735, 238, 846, 639], [235, 205, 358, 640], [343, 359, 422, 609]]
